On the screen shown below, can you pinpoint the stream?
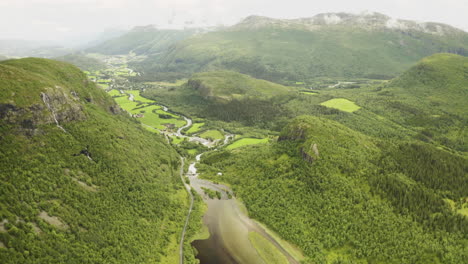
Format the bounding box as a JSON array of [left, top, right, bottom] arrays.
[[118, 90, 298, 263], [186, 152, 299, 264]]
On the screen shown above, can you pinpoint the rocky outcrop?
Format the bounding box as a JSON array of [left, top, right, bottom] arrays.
[[0, 87, 86, 133]]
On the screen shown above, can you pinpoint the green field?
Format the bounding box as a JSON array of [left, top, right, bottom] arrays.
[[199, 130, 224, 140], [226, 138, 269, 150], [113, 96, 141, 112], [186, 122, 205, 134], [137, 105, 185, 130], [108, 89, 122, 96], [170, 136, 185, 144], [248, 232, 289, 264], [320, 98, 361, 113], [98, 84, 109, 89], [300, 91, 318, 95], [187, 149, 198, 155], [108, 90, 185, 130], [125, 90, 155, 103], [147, 79, 188, 87]]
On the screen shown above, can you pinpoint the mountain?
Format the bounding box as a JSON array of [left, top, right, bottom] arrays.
[[387, 53, 467, 115], [199, 115, 468, 263], [54, 53, 107, 72], [0, 58, 187, 263], [187, 70, 293, 101], [341, 53, 468, 151], [86, 25, 202, 55], [0, 39, 74, 58], [82, 28, 129, 49], [137, 12, 467, 83]]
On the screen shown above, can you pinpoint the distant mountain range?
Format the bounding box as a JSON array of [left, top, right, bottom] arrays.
[[233, 12, 466, 35], [86, 25, 206, 55], [84, 12, 467, 83], [0, 39, 74, 58]]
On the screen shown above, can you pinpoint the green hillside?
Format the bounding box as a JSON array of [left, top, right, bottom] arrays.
[[0, 58, 187, 263], [334, 53, 468, 151], [86, 26, 198, 55], [198, 115, 468, 263], [388, 53, 467, 115], [54, 53, 107, 72], [137, 14, 467, 83], [143, 53, 467, 152], [187, 70, 293, 100]]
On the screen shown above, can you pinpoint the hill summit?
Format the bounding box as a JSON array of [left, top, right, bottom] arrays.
[[234, 12, 466, 36]]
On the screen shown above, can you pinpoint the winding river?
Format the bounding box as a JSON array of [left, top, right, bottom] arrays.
[[117, 90, 300, 264], [186, 152, 299, 264]]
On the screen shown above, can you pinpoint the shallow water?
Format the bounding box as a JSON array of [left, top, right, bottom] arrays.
[[192, 199, 264, 264]]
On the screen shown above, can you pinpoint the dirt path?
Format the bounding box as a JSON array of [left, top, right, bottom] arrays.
[[179, 157, 194, 264], [122, 91, 299, 263]]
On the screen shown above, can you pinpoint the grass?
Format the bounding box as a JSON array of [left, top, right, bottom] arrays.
[[248, 231, 289, 264], [300, 91, 318, 95], [187, 149, 198, 155], [113, 96, 141, 112], [171, 136, 185, 144], [147, 79, 188, 87], [108, 90, 185, 130], [226, 138, 269, 150], [199, 130, 224, 140], [320, 98, 361, 113], [108, 89, 122, 96], [186, 122, 205, 134], [138, 105, 185, 130], [254, 221, 305, 262], [125, 90, 155, 103]]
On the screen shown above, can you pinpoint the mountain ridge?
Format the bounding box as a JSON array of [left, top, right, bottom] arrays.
[[233, 12, 467, 36]]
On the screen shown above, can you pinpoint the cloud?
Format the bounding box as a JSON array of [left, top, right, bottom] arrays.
[[0, 0, 466, 43]]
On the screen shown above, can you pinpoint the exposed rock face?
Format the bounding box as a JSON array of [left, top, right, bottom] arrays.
[[187, 79, 212, 98], [41, 86, 86, 123], [278, 126, 308, 141], [0, 86, 86, 133], [278, 120, 322, 163]]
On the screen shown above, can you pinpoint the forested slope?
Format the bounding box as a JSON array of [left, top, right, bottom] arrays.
[[0, 58, 186, 263], [199, 116, 468, 263], [137, 13, 468, 83]]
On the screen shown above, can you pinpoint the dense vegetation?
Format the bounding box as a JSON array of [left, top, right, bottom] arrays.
[[0, 58, 190, 263], [199, 116, 468, 263], [140, 53, 467, 263], [187, 71, 292, 100], [2, 12, 467, 263], [145, 54, 467, 153], [134, 15, 467, 83]]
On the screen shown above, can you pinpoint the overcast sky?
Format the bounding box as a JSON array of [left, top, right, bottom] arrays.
[[1, 0, 467, 44]]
